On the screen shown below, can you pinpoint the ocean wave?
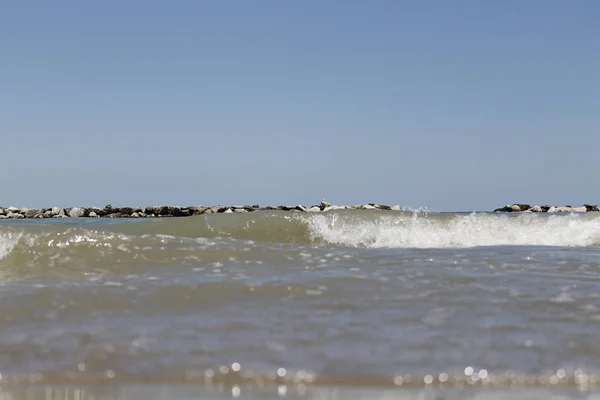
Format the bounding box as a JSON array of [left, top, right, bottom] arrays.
[[303, 211, 600, 249], [1, 211, 600, 271]]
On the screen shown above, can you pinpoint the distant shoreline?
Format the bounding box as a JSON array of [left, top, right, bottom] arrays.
[[2, 202, 599, 219], [0, 201, 403, 219], [493, 203, 600, 213]]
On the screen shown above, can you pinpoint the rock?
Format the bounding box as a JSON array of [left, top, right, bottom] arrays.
[[584, 204, 600, 212], [540, 205, 551, 212], [43, 210, 53, 218], [88, 207, 106, 217], [106, 213, 123, 218], [156, 206, 176, 216], [295, 205, 307, 212], [210, 206, 222, 213], [172, 207, 191, 217], [494, 204, 530, 212], [118, 207, 134, 215], [144, 206, 159, 215], [378, 204, 391, 210], [192, 206, 208, 215], [323, 205, 346, 212], [0, 215, 6, 219], [6, 206, 19, 213], [67, 207, 86, 218], [51, 207, 61, 216], [572, 206, 587, 213], [7, 212, 23, 219], [0, 208, 4, 215], [223, 208, 233, 214], [233, 208, 248, 213], [547, 206, 572, 213], [130, 212, 140, 218], [134, 206, 143, 213], [361, 204, 377, 210], [391, 205, 402, 211], [308, 206, 321, 212], [23, 209, 40, 218], [529, 206, 543, 212], [88, 211, 98, 218], [320, 201, 330, 210], [278, 205, 296, 211]]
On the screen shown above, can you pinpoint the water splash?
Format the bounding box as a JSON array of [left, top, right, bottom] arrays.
[[304, 212, 600, 249]]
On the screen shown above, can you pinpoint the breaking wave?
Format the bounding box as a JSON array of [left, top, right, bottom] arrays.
[[304, 211, 600, 248], [1, 211, 600, 271]]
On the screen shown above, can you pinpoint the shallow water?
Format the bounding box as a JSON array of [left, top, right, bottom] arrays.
[[2, 210, 600, 398]]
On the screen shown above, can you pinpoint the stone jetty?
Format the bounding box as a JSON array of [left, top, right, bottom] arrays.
[[493, 204, 600, 213], [0, 202, 403, 219]]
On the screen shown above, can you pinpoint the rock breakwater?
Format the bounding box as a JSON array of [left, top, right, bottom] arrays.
[[494, 204, 600, 213], [0, 202, 403, 219]]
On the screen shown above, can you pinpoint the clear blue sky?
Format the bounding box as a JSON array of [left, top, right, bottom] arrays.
[[1, 1, 599, 211]]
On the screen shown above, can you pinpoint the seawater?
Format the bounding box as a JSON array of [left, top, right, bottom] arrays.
[[2, 210, 600, 399]]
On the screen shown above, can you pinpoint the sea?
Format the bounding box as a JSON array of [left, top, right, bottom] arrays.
[[2, 209, 600, 399]]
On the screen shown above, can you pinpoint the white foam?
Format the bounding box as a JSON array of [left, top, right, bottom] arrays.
[[0, 232, 23, 260], [303, 212, 600, 249]]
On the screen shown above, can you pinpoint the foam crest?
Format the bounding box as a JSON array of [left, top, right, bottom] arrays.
[[304, 212, 600, 248], [0, 231, 23, 260]]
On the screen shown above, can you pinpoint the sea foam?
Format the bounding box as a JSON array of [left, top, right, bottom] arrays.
[[304, 212, 600, 249]]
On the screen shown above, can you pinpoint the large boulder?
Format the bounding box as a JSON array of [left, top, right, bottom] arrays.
[[494, 204, 530, 212], [192, 206, 208, 215], [584, 204, 600, 212], [319, 201, 331, 210], [23, 208, 40, 218], [173, 207, 190, 217], [67, 207, 87, 218], [277, 205, 296, 211], [88, 207, 107, 217], [118, 207, 134, 216]]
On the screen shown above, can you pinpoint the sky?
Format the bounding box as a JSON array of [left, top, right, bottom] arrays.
[[1, 1, 599, 211]]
